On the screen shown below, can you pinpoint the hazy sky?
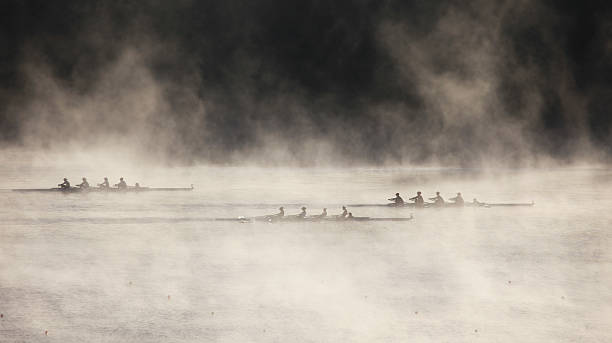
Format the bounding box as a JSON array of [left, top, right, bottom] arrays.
[[1, 0, 612, 166]]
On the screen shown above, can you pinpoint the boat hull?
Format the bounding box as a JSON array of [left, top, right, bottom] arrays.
[[227, 215, 414, 223], [11, 186, 194, 193], [347, 201, 534, 208]]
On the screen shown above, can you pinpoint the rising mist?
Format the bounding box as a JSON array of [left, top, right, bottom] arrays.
[[1, 0, 612, 166]]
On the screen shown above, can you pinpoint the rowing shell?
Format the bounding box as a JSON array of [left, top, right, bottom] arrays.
[[11, 185, 194, 193], [215, 215, 414, 223], [347, 200, 534, 208]]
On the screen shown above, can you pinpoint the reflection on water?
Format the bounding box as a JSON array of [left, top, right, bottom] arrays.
[[1, 165, 611, 342]]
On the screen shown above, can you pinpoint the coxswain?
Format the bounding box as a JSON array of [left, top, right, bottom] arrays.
[[409, 191, 424, 208], [77, 177, 89, 189], [297, 206, 307, 218], [98, 177, 110, 188], [58, 178, 70, 189], [340, 206, 348, 218], [115, 177, 127, 189], [388, 192, 404, 205], [429, 192, 445, 207], [347, 212, 354, 219], [449, 192, 464, 206], [134, 182, 141, 189]]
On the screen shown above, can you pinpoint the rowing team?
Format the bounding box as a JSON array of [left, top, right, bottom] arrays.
[[388, 191, 464, 207], [58, 177, 141, 190], [264, 206, 354, 220]]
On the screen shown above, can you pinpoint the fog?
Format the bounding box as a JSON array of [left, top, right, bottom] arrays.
[[2, 1, 612, 166]]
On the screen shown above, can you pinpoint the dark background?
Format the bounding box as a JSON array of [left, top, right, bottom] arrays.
[[1, 0, 612, 165]]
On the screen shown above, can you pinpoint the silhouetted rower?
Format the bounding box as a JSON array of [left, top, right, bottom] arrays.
[[77, 177, 89, 189], [58, 178, 70, 189], [340, 206, 348, 218], [263, 207, 284, 221], [388, 192, 404, 205], [297, 207, 307, 218], [409, 191, 425, 208], [429, 192, 445, 207], [449, 192, 464, 206], [98, 177, 110, 188], [314, 208, 327, 218], [115, 177, 127, 189], [276, 207, 285, 217]]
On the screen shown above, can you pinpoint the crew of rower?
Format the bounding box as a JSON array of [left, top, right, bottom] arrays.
[[390, 191, 464, 207], [58, 177, 138, 190], [265, 206, 354, 220]]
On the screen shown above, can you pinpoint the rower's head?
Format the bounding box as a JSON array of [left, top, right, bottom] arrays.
[[342, 206, 346, 210], [82, 177, 87, 181], [323, 208, 327, 212], [63, 178, 67, 181], [436, 192, 440, 195], [301, 206, 306, 210], [104, 177, 108, 181], [457, 192, 461, 196], [120, 177, 124, 181], [396, 193, 400, 196], [417, 191, 421, 195], [279, 207, 284, 211]]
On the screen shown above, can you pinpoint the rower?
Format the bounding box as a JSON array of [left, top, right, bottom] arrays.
[[276, 207, 285, 217], [388, 192, 404, 205], [429, 192, 445, 207], [317, 208, 327, 218], [297, 206, 307, 218], [263, 207, 284, 221], [77, 177, 90, 189], [58, 178, 70, 189], [449, 192, 464, 206], [98, 177, 110, 188], [134, 183, 141, 189], [115, 177, 128, 190], [409, 191, 424, 208], [340, 206, 348, 218], [347, 212, 354, 219]]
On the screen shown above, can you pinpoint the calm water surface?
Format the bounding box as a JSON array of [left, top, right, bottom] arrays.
[[1, 161, 611, 342]]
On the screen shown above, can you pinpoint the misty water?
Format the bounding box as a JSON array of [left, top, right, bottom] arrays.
[[1, 158, 611, 342]]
